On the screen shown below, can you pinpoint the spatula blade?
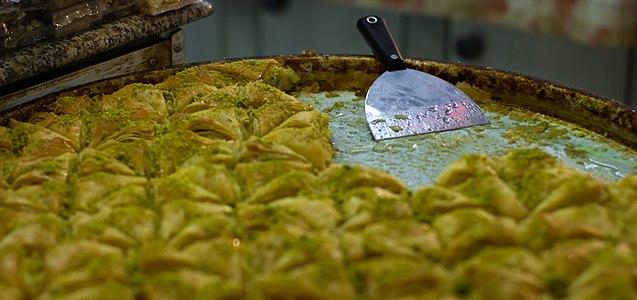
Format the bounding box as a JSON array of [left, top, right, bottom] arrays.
[[365, 69, 489, 141]]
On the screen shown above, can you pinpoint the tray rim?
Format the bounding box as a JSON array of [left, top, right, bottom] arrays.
[[2, 53, 635, 150]]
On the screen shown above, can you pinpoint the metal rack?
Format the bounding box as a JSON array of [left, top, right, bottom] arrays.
[[0, 1, 213, 112]]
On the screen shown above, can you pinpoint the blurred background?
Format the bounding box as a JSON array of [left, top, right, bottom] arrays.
[[182, 0, 637, 106]]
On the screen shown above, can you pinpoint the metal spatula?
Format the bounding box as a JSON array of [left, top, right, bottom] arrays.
[[357, 15, 489, 141]]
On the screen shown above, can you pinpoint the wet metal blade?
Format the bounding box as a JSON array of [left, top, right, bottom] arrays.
[[365, 69, 489, 140]]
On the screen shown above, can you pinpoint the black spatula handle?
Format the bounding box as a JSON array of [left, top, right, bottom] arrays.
[[357, 15, 407, 71]]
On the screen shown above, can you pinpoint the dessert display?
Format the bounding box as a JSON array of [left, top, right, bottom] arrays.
[[0, 59, 635, 299]]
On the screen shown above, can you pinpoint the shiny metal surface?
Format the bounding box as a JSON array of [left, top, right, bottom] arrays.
[[365, 69, 489, 140]]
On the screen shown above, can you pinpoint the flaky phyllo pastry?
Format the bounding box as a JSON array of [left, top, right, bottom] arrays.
[[0, 59, 636, 299]]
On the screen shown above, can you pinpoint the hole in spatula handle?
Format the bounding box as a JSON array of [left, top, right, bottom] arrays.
[[356, 15, 407, 72]]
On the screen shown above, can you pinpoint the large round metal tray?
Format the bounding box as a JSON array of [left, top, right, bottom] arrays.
[[3, 54, 636, 189]]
